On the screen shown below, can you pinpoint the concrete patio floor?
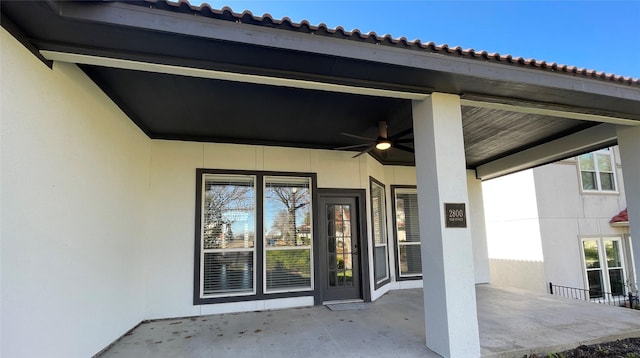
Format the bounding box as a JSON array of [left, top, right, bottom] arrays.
[[97, 285, 640, 358]]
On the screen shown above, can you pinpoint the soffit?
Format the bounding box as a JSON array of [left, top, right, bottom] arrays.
[[1, 0, 639, 169]]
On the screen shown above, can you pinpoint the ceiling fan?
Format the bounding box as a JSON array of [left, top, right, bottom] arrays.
[[335, 121, 414, 158]]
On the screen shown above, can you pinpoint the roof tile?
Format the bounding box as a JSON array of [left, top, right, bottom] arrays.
[[146, 0, 639, 86], [610, 209, 629, 223]]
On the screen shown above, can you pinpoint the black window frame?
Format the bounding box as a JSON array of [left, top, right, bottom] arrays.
[[370, 176, 391, 289], [194, 168, 317, 305], [390, 185, 423, 281]]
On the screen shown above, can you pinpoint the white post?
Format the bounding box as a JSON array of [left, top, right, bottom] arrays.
[[412, 93, 481, 357], [617, 125, 640, 292], [467, 170, 491, 284]]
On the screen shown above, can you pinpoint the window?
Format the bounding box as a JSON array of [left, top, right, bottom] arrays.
[[370, 178, 389, 287], [195, 170, 315, 303], [581, 237, 627, 299], [392, 187, 422, 278], [264, 177, 313, 293], [578, 148, 617, 192], [200, 174, 256, 297]]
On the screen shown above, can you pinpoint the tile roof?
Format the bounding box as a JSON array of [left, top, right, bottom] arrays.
[[143, 0, 639, 87], [610, 208, 629, 224]]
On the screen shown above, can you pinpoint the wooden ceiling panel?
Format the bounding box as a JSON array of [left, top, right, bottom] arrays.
[[462, 106, 597, 167]]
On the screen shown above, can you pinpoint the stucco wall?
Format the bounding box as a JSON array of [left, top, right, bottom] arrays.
[[533, 157, 629, 289], [483, 153, 629, 294], [489, 259, 547, 292], [1, 29, 151, 358], [483, 169, 547, 292], [533, 156, 626, 222]]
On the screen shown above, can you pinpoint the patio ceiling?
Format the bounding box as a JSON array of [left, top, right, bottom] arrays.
[[2, 1, 639, 176]]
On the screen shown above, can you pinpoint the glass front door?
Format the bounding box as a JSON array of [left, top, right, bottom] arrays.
[[319, 196, 361, 301]]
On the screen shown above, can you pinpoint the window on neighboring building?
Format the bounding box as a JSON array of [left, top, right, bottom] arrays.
[[393, 187, 422, 278], [578, 148, 617, 192], [581, 237, 627, 298], [196, 171, 314, 303], [370, 178, 389, 287]]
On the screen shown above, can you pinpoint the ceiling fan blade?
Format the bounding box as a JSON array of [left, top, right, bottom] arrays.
[[394, 138, 414, 143], [352, 145, 376, 158], [340, 132, 376, 142], [394, 144, 415, 154], [389, 127, 413, 139], [334, 143, 371, 150]]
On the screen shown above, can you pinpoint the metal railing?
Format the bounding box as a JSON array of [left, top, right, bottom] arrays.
[[549, 282, 638, 309]]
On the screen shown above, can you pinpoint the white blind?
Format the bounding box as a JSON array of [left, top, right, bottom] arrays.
[[203, 251, 254, 295], [399, 244, 422, 276], [395, 189, 420, 243], [395, 188, 422, 276], [371, 182, 386, 245]]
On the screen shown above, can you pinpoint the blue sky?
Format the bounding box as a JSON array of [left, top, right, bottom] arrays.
[[195, 1, 640, 79]]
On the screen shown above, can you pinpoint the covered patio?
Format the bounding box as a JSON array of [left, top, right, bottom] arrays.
[[98, 285, 640, 358], [2, 1, 640, 357]]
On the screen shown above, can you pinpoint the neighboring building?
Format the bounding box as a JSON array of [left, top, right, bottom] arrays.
[[2, 2, 639, 358], [484, 147, 633, 296]]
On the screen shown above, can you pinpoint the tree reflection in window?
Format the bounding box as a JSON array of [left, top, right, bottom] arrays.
[[264, 177, 313, 292], [203, 177, 255, 250]]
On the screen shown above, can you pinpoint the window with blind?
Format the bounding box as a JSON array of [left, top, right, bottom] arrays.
[[264, 177, 313, 293], [578, 148, 617, 192], [393, 187, 422, 278], [370, 178, 389, 286], [201, 174, 256, 297], [195, 170, 315, 303]]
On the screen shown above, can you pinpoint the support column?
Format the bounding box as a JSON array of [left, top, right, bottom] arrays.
[[467, 170, 491, 284], [617, 125, 640, 290], [412, 93, 481, 357]]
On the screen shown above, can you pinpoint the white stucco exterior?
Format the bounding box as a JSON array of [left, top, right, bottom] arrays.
[[1, 29, 151, 358], [0, 26, 495, 357], [484, 148, 631, 294]]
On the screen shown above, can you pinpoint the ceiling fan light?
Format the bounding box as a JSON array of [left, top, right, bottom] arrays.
[[376, 140, 392, 150]]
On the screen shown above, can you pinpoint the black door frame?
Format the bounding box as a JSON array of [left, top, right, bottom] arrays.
[[314, 188, 371, 305]]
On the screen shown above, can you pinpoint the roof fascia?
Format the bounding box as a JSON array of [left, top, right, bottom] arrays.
[[40, 50, 429, 100], [475, 123, 618, 180], [40, 48, 639, 125], [0, 12, 52, 68], [54, 1, 640, 104]]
